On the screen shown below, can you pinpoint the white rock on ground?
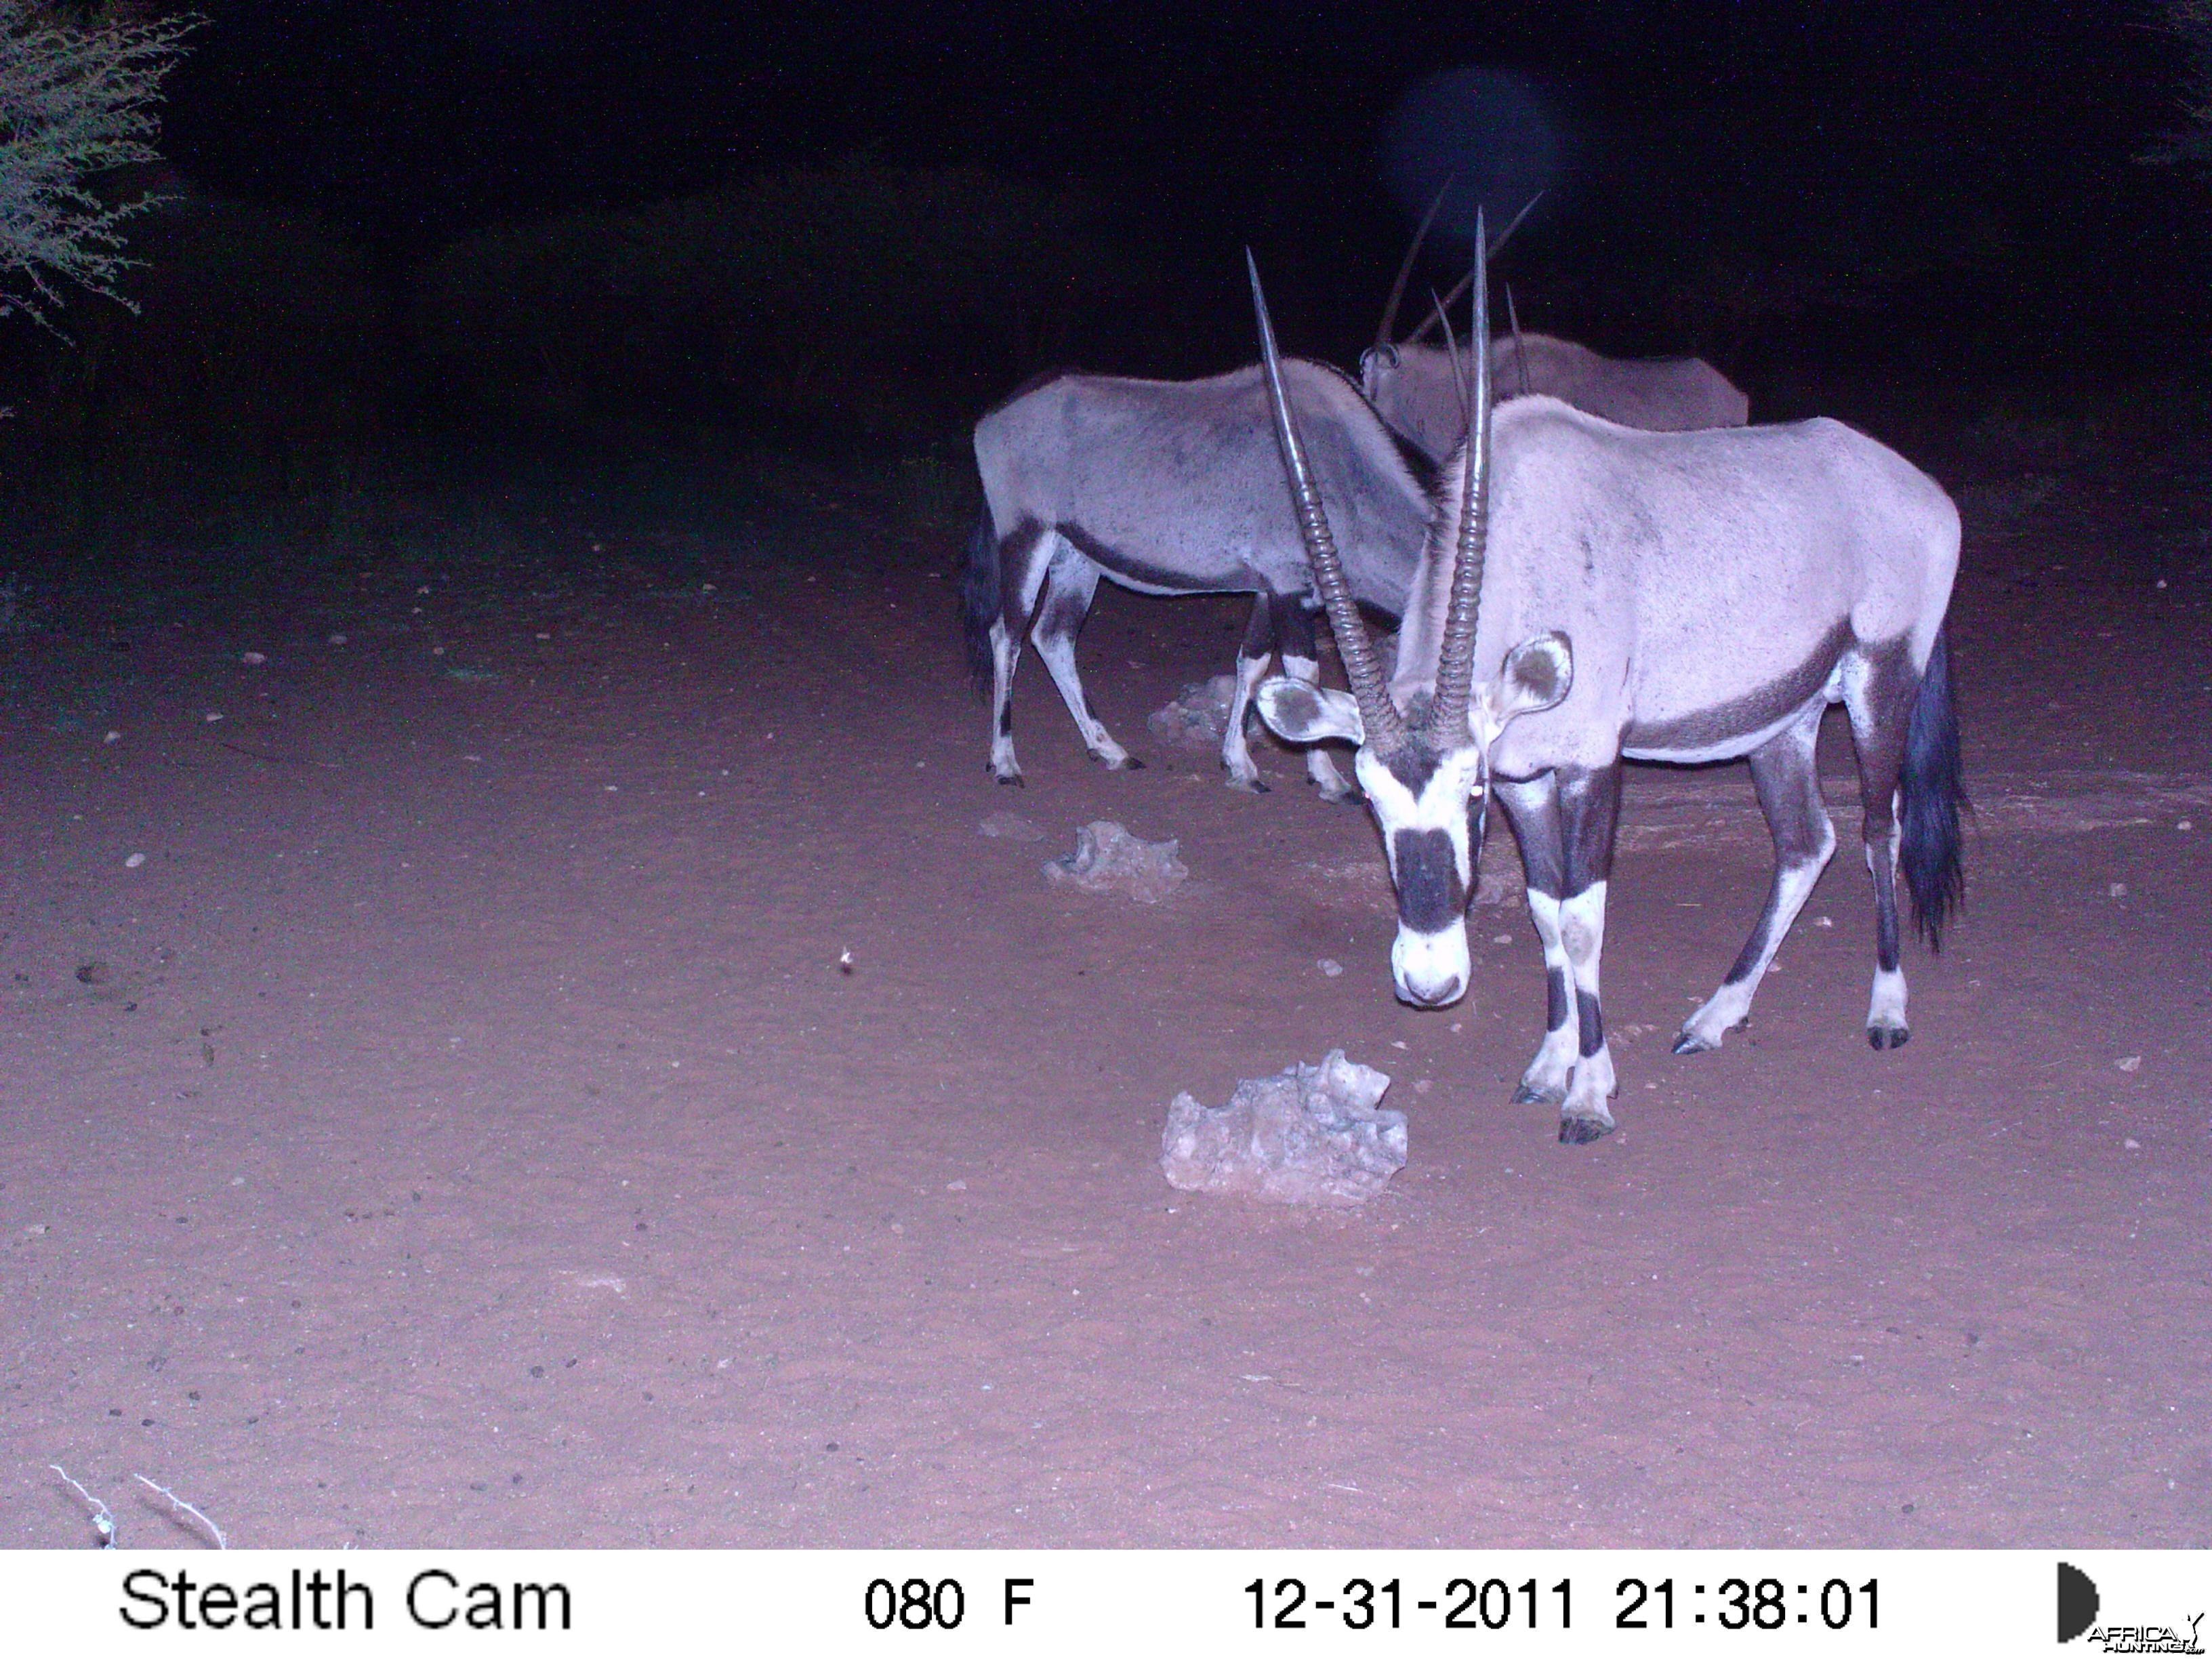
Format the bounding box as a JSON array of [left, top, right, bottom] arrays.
[[1161, 1050, 1406, 1208], [1043, 821, 1187, 904]]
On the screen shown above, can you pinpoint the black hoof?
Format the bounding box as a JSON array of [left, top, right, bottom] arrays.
[[1558, 1114, 1615, 1146], [1121, 756, 1146, 771], [1513, 1082, 1563, 1106], [1671, 1031, 1713, 1056], [1867, 1025, 1909, 1050], [1319, 787, 1366, 807], [995, 773, 1025, 788]]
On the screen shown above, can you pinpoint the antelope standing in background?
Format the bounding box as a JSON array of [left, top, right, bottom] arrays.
[[1361, 191, 1749, 457], [1364, 335, 1750, 459], [962, 361, 1433, 797]]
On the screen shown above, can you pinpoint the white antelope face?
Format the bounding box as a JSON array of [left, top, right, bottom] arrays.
[[1256, 632, 1570, 1007]]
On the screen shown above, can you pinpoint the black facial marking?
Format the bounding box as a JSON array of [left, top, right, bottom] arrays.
[[1383, 745, 1442, 796], [1576, 989, 1605, 1058], [1390, 827, 1463, 933], [1546, 967, 1570, 1031]]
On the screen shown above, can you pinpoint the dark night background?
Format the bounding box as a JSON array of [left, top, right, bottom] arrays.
[[3, 0, 2209, 542]]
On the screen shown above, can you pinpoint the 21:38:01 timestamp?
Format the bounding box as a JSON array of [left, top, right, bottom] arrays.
[[1618, 1577, 1879, 1631], [1244, 1575, 1879, 1633]]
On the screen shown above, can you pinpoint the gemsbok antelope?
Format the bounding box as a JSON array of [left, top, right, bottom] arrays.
[[1248, 230, 1964, 1143], [1361, 194, 1749, 456], [1364, 334, 1751, 459], [962, 361, 1433, 798]]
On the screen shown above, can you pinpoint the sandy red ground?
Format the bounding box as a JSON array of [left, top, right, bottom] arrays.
[[4, 439, 2209, 1549]]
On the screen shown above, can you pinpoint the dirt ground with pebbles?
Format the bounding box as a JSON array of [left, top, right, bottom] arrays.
[[3, 427, 2209, 1550]]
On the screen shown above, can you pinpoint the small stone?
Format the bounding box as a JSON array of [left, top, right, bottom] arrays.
[[2116, 1055, 2142, 1073], [241, 651, 267, 666], [2108, 882, 2127, 898], [2179, 820, 2194, 832], [327, 633, 348, 646], [1044, 821, 1187, 904], [1317, 958, 1344, 977], [2123, 1137, 2142, 1150], [1492, 933, 1513, 945], [979, 811, 1044, 842], [123, 853, 146, 869]]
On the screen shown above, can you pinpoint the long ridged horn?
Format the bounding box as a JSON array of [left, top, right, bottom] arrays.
[[1430, 288, 1465, 418], [1427, 211, 1493, 741], [1506, 283, 1530, 397], [1375, 176, 1454, 351], [1246, 251, 1408, 753], [1405, 188, 1542, 347]]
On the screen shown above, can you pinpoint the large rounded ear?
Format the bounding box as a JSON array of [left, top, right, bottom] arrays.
[[1498, 631, 1572, 719], [1256, 677, 1365, 746], [1469, 630, 1572, 743]]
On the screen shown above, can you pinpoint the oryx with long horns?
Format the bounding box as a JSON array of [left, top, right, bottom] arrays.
[[962, 361, 1433, 796], [1365, 334, 1751, 459], [1248, 224, 1963, 1143], [1362, 192, 1750, 457]]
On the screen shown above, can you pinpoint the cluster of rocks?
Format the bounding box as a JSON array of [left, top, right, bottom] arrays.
[[1161, 1050, 1406, 1208]]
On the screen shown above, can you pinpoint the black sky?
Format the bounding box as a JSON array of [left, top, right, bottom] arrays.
[[135, 1, 2209, 392], [161, 2, 2184, 243]]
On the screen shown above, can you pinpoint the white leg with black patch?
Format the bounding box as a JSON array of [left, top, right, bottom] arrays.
[[1220, 650, 1270, 791], [987, 617, 1024, 783], [1675, 842, 1832, 1050], [1033, 628, 1134, 770], [1674, 705, 1837, 1055], [1867, 963, 1909, 1044], [1030, 550, 1137, 772], [1516, 888, 1579, 1105], [985, 530, 1059, 785], [1864, 811, 1910, 1048], [1280, 652, 1356, 800], [1557, 880, 1618, 1141]]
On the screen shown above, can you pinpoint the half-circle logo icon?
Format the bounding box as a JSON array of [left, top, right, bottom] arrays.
[[2058, 1562, 2100, 1643]]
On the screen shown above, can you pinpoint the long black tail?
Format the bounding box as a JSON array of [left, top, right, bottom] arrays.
[[958, 504, 999, 694], [1898, 623, 1967, 949]]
